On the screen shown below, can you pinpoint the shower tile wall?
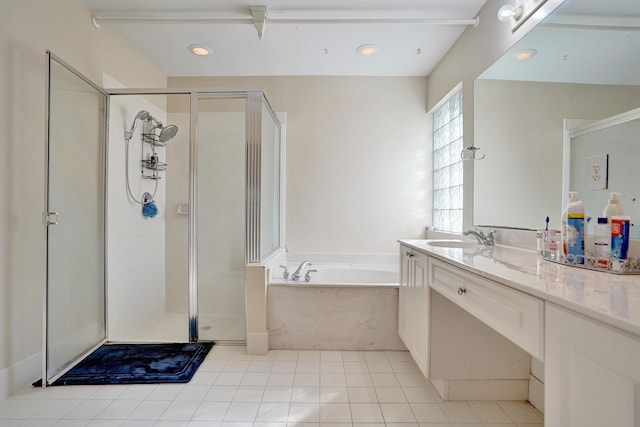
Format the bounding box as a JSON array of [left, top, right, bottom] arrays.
[[107, 95, 168, 341]]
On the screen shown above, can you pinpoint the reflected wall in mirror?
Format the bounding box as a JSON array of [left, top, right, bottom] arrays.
[[473, 0, 640, 232], [569, 108, 640, 238]]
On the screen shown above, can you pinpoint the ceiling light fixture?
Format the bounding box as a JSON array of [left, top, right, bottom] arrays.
[[514, 49, 537, 61], [356, 44, 379, 57], [188, 44, 211, 56], [497, 4, 524, 23]]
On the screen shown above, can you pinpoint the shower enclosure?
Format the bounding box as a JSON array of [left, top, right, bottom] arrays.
[[43, 52, 283, 385]]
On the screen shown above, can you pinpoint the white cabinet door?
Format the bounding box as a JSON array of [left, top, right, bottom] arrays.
[[397, 245, 430, 378], [410, 251, 430, 377], [546, 303, 640, 427], [398, 247, 413, 346]]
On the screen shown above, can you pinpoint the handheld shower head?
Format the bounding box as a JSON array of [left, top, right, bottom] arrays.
[[125, 110, 152, 140], [158, 124, 179, 143]]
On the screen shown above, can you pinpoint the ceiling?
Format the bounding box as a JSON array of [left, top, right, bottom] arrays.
[[83, 0, 487, 77], [480, 0, 640, 85]]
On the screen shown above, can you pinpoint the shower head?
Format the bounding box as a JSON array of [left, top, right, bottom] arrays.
[[136, 110, 150, 121], [158, 124, 179, 143]]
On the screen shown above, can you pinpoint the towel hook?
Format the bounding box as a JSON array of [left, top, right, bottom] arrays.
[[461, 145, 486, 161]]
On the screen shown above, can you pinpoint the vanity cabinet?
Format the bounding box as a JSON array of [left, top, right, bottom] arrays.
[[545, 303, 640, 427], [429, 258, 544, 361], [398, 245, 430, 377]]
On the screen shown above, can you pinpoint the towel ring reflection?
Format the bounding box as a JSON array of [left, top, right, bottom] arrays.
[[461, 145, 486, 161]]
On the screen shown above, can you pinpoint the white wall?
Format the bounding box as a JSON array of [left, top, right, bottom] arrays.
[[0, 0, 166, 396], [169, 76, 430, 256], [106, 93, 168, 340]]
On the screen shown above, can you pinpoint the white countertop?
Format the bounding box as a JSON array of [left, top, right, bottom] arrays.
[[399, 239, 640, 338]]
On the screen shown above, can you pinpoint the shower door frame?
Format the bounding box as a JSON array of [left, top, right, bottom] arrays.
[[43, 51, 109, 386], [107, 87, 282, 342]]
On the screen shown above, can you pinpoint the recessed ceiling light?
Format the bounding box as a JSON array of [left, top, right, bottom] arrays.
[[514, 49, 537, 61], [189, 44, 211, 56], [356, 44, 379, 57]]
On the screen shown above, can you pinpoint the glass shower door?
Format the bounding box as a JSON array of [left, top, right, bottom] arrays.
[[44, 53, 107, 383], [195, 96, 247, 342]]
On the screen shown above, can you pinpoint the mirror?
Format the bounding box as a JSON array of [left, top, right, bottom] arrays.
[[473, 0, 640, 232], [569, 109, 640, 238]]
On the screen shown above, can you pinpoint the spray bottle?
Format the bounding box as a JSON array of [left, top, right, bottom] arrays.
[[562, 191, 585, 263]]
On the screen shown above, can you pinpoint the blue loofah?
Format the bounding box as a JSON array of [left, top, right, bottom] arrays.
[[142, 201, 158, 218]]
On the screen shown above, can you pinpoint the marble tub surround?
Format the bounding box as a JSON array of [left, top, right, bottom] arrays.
[[268, 285, 405, 351], [401, 239, 640, 341]]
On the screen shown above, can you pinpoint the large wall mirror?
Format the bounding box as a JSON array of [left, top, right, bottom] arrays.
[[473, 0, 640, 232]]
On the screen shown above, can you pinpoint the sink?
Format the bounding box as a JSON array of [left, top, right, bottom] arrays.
[[425, 239, 479, 249]]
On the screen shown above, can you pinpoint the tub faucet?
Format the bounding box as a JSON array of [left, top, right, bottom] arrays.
[[463, 229, 496, 246], [292, 261, 312, 281]]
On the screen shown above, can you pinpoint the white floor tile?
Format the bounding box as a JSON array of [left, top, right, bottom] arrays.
[[158, 401, 199, 421], [128, 400, 169, 420], [290, 387, 320, 403], [319, 403, 352, 422], [240, 372, 269, 387], [247, 360, 274, 373], [256, 402, 290, 422], [347, 387, 378, 403], [384, 351, 411, 362], [439, 402, 481, 423], [498, 402, 544, 423], [262, 387, 293, 403], [343, 361, 369, 373], [214, 372, 245, 386], [233, 386, 264, 402], [223, 401, 260, 422], [271, 362, 297, 373], [275, 350, 299, 361], [319, 387, 349, 403], [148, 385, 186, 401], [223, 361, 250, 372], [295, 362, 320, 373], [364, 352, 388, 362], [319, 351, 343, 362], [345, 372, 373, 387], [320, 361, 344, 373], [204, 386, 237, 402], [379, 402, 417, 423], [293, 373, 320, 387], [370, 373, 399, 387], [190, 401, 229, 422], [374, 387, 406, 403], [350, 403, 384, 423], [288, 402, 320, 422], [119, 385, 157, 400], [33, 399, 83, 419], [268, 373, 295, 387], [390, 361, 417, 373], [320, 373, 346, 387], [341, 351, 366, 362], [367, 361, 394, 373], [395, 373, 428, 387], [296, 351, 321, 362], [96, 399, 141, 419], [468, 401, 513, 423], [174, 385, 210, 401], [86, 420, 126, 426], [401, 386, 437, 403]]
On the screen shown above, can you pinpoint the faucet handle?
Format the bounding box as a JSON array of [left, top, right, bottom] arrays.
[[304, 269, 317, 282], [279, 265, 289, 279]]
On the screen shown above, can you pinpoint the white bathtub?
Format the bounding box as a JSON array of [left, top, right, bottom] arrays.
[[269, 263, 399, 287], [267, 263, 404, 350]]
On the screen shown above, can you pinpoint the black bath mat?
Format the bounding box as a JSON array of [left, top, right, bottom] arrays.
[[48, 342, 214, 385]]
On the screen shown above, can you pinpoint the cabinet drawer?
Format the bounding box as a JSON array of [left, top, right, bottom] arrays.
[[429, 258, 544, 361]]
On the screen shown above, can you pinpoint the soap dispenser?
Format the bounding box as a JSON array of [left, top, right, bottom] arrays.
[[562, 191, 585, 263], [603, 192, 624, 219]]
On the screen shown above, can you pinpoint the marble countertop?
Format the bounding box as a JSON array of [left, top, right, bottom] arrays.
[[399, 239, 640, 338]]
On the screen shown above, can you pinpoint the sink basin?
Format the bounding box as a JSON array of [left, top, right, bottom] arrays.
[[425, 239, 479, 249]]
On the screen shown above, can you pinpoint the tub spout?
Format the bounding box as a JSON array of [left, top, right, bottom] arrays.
[[292, 261, 312, 280]]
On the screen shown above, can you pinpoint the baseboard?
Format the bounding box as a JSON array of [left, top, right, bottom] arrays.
[[0, 352, 42, 399], [528, 373, 545, 414], [431, 378, 529, 401], [246, 331, 269, 355]]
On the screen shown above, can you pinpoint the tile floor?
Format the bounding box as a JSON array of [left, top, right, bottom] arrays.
[[0, 346, 544, 426]]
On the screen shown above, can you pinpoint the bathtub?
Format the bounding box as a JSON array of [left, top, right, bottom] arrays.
[[269, 263, 399, 286], [267, 263, 405, 350]]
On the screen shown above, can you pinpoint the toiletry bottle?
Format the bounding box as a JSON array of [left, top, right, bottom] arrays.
[[564, 191, 585, 263], [611, 216, 631, 262], [603, 192, 624, 219], [593, 217, 610, 268]]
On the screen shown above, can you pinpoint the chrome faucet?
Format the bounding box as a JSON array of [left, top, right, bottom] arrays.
[[292, 261, 312, 281], [463, 229, 496, 246]]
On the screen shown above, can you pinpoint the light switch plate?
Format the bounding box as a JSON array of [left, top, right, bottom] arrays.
[[586, 154, 608, 191]]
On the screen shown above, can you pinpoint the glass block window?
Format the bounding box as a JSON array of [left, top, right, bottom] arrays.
[[433, 90, 463, 233]]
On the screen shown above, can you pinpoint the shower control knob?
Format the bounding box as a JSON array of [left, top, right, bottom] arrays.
[[457, 287, 466, 295], [279, 265, 289, 279]]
